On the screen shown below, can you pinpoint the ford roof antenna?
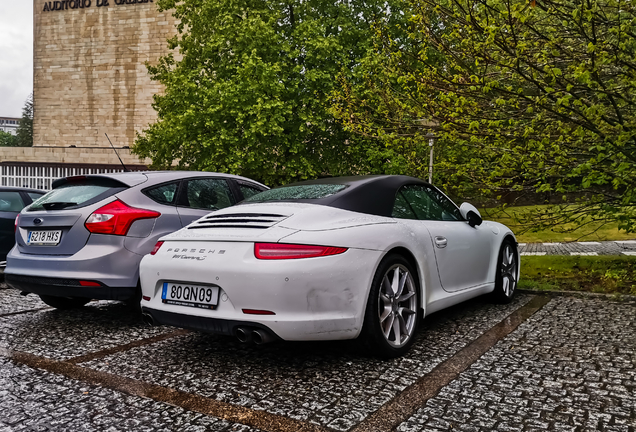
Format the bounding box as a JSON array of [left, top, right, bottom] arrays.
[[105, 133, 130, 172]]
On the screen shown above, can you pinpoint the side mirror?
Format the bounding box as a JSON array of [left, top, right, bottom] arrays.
[[459, 202, 483, 227]]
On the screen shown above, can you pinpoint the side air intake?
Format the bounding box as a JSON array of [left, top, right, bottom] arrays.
[[188, 213, 288, 230]]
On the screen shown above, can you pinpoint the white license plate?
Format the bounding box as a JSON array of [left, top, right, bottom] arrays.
[[27, 230, 62, 245], [161, 282, 219, 309]]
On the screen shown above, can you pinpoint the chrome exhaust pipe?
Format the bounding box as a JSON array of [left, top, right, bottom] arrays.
[[235, 327, 252, 343], [141, 313, 155, 326], [252, 329, 274, 345]]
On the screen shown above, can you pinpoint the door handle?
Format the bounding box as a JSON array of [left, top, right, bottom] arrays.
[[434, 236, 447, 248]]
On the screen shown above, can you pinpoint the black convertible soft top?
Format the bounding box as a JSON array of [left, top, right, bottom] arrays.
[[243, 175, 432, 218]]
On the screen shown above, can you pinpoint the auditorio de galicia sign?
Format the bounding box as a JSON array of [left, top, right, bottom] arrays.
[[42, 0, 153, 12]]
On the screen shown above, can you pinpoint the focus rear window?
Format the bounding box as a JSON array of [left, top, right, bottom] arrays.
[[244, 184, 346, 202], [29, 178, 126, 211]]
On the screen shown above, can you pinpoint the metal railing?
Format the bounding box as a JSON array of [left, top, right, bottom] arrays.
[[0, 163, 147, 190]]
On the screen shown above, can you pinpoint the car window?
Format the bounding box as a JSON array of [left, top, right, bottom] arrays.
[[397, 185, 462, 221], [392, 191, 417, 219], [238, 184, 264, 200], [184, 179, 234, 210], [29, 184, 116, 211], [27, 192, 45, 202], [0, 191, 25, 212], [244, 184, 346, 202], [144, 181, 179, 205]]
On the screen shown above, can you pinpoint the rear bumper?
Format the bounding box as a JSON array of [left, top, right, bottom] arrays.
[[5, 274, 136, 300], [5, 239, 142, 288], [141, 306, 281, 339]]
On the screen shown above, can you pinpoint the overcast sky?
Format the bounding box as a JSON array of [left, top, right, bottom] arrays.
[[0, 2, 33, 118]]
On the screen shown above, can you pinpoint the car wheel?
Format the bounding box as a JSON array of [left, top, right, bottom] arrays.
[[492, 239, 518, 303], [124, 281, 142, 312], [362, 254, 419, 358], [39, 295, 90, 309]]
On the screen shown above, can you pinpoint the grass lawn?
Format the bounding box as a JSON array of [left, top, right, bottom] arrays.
[[482, 205, 636, 243], [519, 255, 636, 296]]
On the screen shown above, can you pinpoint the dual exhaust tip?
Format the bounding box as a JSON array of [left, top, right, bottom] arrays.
[[235, 326, 275, 345], [142, 313, 274, 345]]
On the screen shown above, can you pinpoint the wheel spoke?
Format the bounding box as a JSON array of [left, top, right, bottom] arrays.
[[382, 275, 392, 296], [383, 313, 395, 338], [503, 276, 510, 296], [396, 270, 408, 297], [398, 291, 415, 302], [391, 268, 401, 295], [392, 314, 402, 342]]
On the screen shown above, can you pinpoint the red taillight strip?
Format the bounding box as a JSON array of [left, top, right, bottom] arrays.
[[242, 309, 276, 315], [79, 280, 101, 287], [254, 243, 348, 260], [150, 241, 164, 255]]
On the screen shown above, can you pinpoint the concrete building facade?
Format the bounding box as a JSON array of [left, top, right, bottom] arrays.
[[1, 0, 178, 187]]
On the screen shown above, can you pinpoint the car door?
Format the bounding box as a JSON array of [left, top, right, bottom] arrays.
[[176, 178, 237, 227], [397, 184, 492, 292], [0, 191, 27, 260]]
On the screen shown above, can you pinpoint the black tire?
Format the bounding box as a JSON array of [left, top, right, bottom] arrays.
[[491, 239, 519, 304], [124, 281, 142, 312], [361, 254, 420, 359], [39, 295, 90, 309]]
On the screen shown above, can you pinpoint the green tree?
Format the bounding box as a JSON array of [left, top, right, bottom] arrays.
[[15, 93, 33, 147], [134, 0, 405, 185], [0, 130, 18, 147], [334, 0, 636, 233]]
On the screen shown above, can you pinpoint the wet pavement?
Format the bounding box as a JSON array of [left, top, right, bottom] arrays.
[[0, 283, 634, 431]]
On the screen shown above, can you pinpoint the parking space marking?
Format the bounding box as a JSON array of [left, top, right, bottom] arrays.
[[349, 295, 551, 432], [4, 348, 329, 432], [0, 307, 52, 318], [3, 295, 550, 432], [66, 329, 191, 365]]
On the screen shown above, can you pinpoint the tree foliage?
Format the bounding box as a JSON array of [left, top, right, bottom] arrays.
[[134, 0, 404, 185], [15, 93, 33, 147], [334, 0, 636, 233], [0, 130, 18, 147]]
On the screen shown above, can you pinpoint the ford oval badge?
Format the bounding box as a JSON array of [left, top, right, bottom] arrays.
[[33, 218, 43, 225]]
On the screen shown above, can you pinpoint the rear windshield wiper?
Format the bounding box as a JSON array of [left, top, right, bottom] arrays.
[[41, 202, 78, 210]]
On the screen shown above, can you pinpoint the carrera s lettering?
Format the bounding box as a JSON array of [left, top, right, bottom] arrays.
[[171, 254, 206, 261]]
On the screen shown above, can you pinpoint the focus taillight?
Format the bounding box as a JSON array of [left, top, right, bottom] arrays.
[[85, 199, 160, 236], [151, 241, 164, 255], [14, 214, 19, 232], [254, 243, 348, 260]]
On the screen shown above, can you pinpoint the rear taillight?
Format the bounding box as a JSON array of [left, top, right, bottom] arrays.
[[254, 243, 348, 260], [14, 214, 19, 232], [85, 199, 160, 236], [150, 241, 164, 255]]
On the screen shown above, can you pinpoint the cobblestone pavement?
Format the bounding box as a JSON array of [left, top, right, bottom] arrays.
[[0, 284, 634, 431], [519, 240, 636, 256]]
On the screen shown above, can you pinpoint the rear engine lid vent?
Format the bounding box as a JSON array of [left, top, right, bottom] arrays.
[[188, 213, 289, 230]]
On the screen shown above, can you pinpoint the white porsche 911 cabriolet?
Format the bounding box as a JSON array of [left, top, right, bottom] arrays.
[[139, 175, 519, 358]]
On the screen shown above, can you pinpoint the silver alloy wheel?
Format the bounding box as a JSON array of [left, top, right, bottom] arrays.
[[500, 243, 518, 297], [378, 264, 417, 347]]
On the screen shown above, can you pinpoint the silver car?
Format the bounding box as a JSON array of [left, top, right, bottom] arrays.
[[5, 171, 267, 309]]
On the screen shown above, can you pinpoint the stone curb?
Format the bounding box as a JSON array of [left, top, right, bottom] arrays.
[[518, 288, 636, 304]]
